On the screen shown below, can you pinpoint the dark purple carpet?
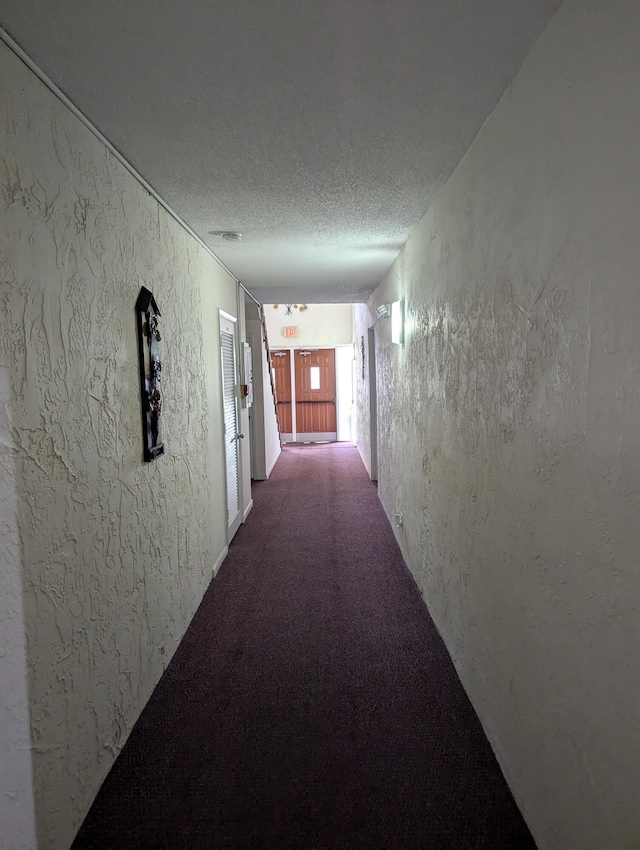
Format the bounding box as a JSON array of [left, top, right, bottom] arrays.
[[72, 442, 534, 850]]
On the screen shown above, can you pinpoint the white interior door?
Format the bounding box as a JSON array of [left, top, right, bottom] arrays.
[[220, 311, 242, 541]]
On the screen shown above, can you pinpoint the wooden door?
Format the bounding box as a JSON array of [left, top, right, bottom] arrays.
[[294, 349, 337, 440], [271, 350, 292, 440]]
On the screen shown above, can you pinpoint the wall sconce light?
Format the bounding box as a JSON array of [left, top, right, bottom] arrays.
[[391, 300, 404, 344], [376, 304, 391, 319]]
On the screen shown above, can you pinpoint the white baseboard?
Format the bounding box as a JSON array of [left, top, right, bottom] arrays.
[[243, 499, 254, 522], [213, 546, 228, 577], [266, 447, 281, 478]]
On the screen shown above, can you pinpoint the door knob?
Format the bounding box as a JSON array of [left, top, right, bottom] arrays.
[[237, 433, 244, 439]]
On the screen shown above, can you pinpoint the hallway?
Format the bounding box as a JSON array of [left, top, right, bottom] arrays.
[[73, 443, 533, 849]]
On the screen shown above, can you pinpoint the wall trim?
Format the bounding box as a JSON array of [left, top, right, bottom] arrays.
[[243, 499, 254, 522], [213, 546, 228, 578], [240, 282, 261, 306], [266, 449, 281, 479]]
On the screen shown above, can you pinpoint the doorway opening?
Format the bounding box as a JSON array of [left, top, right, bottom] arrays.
[[271, 346, 353, 443]]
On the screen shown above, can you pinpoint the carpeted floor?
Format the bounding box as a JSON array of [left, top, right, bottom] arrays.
[[72, 442, 535, 849]]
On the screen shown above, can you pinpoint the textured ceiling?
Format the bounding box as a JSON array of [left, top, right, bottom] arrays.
[[0, 0, 561, 302]]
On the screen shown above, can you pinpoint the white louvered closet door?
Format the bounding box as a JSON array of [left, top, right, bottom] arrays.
[[220, 312, 242, 541]]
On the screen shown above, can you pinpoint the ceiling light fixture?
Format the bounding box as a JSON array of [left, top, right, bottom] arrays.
[[391, 300, 404, 345], [272, 304, 308, 312]]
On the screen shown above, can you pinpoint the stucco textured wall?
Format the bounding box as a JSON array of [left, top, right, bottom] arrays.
[[0, 43, 235, 849], [0, 367, 37, 848], [356, 2, 640, 847]]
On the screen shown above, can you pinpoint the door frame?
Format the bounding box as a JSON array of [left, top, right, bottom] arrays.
[[219, 309, 243, 542], [335, 344, 354, 442], [293, 348, 337, 442], [367, 327, 378, 481], [270, 348, 294, 442], [247, 331, 257, 480], [274, 346, 352, 443]]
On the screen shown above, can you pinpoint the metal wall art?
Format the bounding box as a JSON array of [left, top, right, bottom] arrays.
[[136, 286, 165, 461], [272, 303, 308, 314]]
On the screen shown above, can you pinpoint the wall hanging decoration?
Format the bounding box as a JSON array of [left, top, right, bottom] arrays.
[[136, 286, 165, 461]]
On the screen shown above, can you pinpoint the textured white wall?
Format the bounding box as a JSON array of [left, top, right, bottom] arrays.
[[264, 303, 353, 349], [0, 367, 38, 850], [356, 2, 640, 847], [0, 43, 236, 849]]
